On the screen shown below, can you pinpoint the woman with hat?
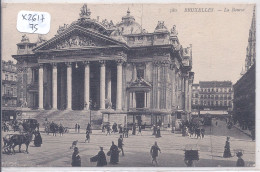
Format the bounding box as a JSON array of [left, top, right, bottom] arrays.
[[236, 151, 245, 167], [223, 137, 232, 158], [97, 147, 107, 167], [71, 147, 81, 167]]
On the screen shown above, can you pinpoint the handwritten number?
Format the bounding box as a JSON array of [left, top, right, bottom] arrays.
[[41, 14, 45, 22]]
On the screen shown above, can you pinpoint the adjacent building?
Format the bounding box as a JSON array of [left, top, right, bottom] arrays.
[[192, 81, 233, 111], [233, 6, 256, 132], [2, 60, 18, 107], [12, 5, 194, 127]]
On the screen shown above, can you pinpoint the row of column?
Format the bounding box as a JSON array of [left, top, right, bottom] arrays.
[[38, 60, 124, 110]]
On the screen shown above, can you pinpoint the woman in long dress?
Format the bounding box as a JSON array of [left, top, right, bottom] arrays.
[[109, 141, 119, 164]]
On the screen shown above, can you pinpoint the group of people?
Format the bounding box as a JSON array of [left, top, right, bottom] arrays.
[[223, 136, 245, 167], [103, 123, 130, 138], [152, 125, 161, 138], [75, 123, 81, 133], [72, 135, 125, 167]]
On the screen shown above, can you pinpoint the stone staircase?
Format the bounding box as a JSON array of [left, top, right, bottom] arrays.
[[20, 110, 103, 129]]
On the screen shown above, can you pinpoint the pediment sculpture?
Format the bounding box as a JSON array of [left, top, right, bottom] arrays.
[[55, 35, 96, 49]]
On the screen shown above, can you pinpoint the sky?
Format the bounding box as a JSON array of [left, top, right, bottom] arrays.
[[1, 3, 255, 83]]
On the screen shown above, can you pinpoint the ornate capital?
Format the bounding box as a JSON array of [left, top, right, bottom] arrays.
[[65, 62, 72, 67], [38, 64, 44, 68], [51, 63, 57, 68], [153, 60, 161, 67], [116, 59, 124, 65], [99, 60, 106, 66], [83, 61, 90, 66], [161, 60, 170, 67]]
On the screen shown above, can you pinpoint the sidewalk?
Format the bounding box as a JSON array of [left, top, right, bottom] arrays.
[[233, 124, 252, 138]]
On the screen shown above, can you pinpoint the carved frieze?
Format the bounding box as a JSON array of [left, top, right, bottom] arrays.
[[55, 35, 96, 49]]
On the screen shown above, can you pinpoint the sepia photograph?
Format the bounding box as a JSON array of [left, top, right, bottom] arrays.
[[1, 2, 257, 171]]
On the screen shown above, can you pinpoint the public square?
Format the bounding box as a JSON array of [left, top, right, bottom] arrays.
[[2, 119, 255, 167]]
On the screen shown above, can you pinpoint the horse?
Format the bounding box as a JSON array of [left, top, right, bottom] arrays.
[[9, 132, 34, 154], [45, 122, 59, 136]]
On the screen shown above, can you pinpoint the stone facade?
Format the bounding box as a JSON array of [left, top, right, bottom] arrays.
[[13, 5, 194, 127], [2, 60, 18, 107], [233, 6, 256, 131], [192, 81, 233, 111]]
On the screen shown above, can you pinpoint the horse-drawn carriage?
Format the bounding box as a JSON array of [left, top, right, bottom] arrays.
[[44, 122, 69, 136], [22, 119, 39, 132]]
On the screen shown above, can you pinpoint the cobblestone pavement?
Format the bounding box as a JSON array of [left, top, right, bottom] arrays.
[[2, 119, 255, 167]]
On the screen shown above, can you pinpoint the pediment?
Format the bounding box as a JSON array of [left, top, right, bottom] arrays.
[[33, 25, 127, 51], [129, 78, 152, 88]]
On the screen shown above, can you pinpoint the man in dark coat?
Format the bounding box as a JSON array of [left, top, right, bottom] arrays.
[[118, 135, 124, 156], [59, 124, 64, 136], [236, 151, 245, 167], [109, 141, 119, 164], [97, 147, 107, 167], [71, 147, 81, 167], [106, 125, 111, 136], [132, 123, 136, 135], [156, 126, 161, 138], [150, 141, 161, 166], [34, 131, 42, 147], [85, 130, 90, 143]]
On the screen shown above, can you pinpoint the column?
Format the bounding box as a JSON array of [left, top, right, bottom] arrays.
[[133, 92, 136, 108], [100, 60, 106, 110], [107, 69, 111, 102], [116, 60, 123, 110], [52, 63, 58, 109], [129, 92, 133, 108], [185, 76, 189, 111], [84, 61, 90, 110], [144, 92, 147, 108], [66, 62, 72, 110], [147, 92, 150, 108], [132, 63, 137, 81], [38, 64, 44, 109]]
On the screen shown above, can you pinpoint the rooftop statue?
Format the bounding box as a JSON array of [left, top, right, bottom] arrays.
[[171, 25, 178, 36], [80, 4, 91, 18], [21, 34, 30, 43]]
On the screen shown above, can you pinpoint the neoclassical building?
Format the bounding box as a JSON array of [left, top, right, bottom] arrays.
[[13, 5, 194, 127]]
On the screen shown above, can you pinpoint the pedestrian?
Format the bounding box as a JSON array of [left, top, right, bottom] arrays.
[[156, 126, 161, 138], [109, 141, 119, 164], [119, 125, 123, 134], [201, 128, 205, 139], [96, 147, 107, 167], [123, 127, 129, 138], [132, 123, 136, 135], [59, 124, 64, 136], [150, 141, 161, 166], [251, 128, 255, 141], [71, 147, 81, 167], [106, 125, 111, 136], [85, 130, 90, 143], [216, 121, 218, 126], [75, 123, 78, 133], [34, 131, 42, 147], [223, 137, 232, 158], [87, 123, 91, 133], [78, 124, 80, 133], [137, 125, 142, 135], [152, 125, 156, 135], [236, 151, 245, 167], [118, 135, 124, 156]]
